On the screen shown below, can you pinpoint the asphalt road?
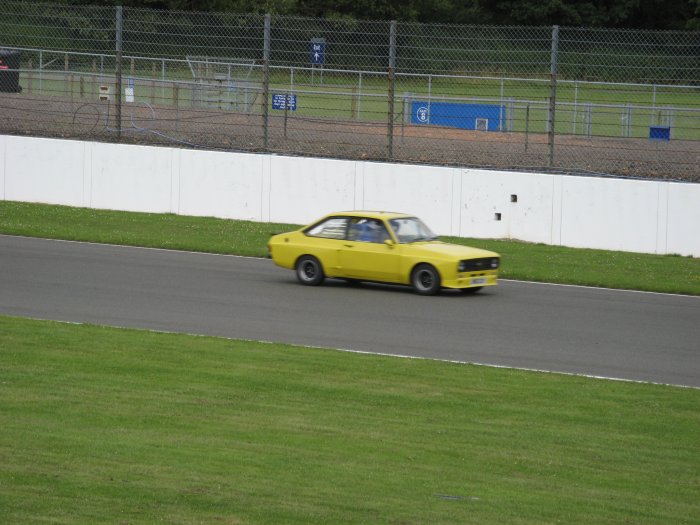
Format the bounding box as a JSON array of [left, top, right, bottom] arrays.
[[1, 235, 699, 387]]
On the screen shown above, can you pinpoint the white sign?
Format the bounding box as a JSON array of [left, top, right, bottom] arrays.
[[125, 87, 134, 103]]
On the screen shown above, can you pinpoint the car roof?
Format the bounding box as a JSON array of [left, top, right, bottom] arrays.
[[326, 211, 413, 220]]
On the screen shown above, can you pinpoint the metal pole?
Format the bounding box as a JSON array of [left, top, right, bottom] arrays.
[[548, 25, 559, 167], [500, 78, 504, 131], [525, 103, 530, 152], [387, 20, 397, 159], [427, 74, 432, 125], [262, 14, 271, 150], [358, 72, 363, 120], [626, 104, 632, 137], [587, 103, 592, 138], [115, 6, 123, 140], [573, 81, 579, 134], [284, 94, 289, 139]]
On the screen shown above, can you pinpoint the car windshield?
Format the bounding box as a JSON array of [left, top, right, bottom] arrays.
[[388, 217, 438, 243]]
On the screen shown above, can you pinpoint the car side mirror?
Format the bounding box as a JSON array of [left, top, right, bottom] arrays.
[[384, 239, 395, 248]]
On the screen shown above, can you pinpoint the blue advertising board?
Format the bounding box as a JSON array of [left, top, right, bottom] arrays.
[[411, 102, 504, 131], [272, 94, 297, 111]]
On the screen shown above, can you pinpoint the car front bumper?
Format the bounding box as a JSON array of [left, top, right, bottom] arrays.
[[442, 272, 498, 289]]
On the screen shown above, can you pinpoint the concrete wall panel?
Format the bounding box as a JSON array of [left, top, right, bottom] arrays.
[[666, 182, 700, 257], [3, 136, 85, 206], [268, 156, 356, 224], [361, 162, 457, 235], [560, 176, 660, 253], [459, 169, 555, 243], [178, 149, 264, 220], [89, 142, 173, 213]]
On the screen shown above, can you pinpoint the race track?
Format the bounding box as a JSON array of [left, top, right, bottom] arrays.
[[1, 235, 699, 387]]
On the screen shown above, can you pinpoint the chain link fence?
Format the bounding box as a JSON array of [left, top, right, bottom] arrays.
[[1, 1, 698, 181]]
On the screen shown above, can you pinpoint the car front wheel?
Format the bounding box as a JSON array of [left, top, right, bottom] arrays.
[[295, 255, 325, 286], [411, 264, 441, 295]]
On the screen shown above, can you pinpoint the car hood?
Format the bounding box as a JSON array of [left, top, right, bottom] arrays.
[[405, 241, 499, 259]]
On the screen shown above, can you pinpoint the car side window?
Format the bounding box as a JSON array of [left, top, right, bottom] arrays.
[[305, 217, 348, 239], [348, 218, 390, 243]]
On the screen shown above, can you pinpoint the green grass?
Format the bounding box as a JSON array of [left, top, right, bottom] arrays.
[[0, 200, 297, 258], [1, 316, 699, 524], [1, 200, 698, 295]]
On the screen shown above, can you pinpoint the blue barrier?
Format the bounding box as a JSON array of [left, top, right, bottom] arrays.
[[411, 102, 504, 131], [649, 125, 670, 141]]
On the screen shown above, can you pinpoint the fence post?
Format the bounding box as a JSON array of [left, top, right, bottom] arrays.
[[548, 25, 559, 167], [115, 6, 123, 140], [387, 20, 397, 159], [572, 81, 579, 134], [262, 13, 271, 150], [358, 72, 363, 119], [525, 103, 530, 152], [28, 59, 33, 93]]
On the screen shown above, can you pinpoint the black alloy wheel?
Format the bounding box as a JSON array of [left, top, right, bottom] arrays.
[[295, 255, 325, 286], [411, 263, 441, 295]]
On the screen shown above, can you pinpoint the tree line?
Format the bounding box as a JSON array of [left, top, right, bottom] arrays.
[[52, 0, 700, 30]]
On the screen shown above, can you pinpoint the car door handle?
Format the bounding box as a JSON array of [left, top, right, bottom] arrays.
[[343, 244, 354, 248]]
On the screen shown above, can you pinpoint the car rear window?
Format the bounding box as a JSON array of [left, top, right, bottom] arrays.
[[305, 217, 348, 239]]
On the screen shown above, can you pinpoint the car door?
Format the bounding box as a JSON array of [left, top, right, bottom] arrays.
[[302, 216, 349, 276], [339, 217, 401, 282]]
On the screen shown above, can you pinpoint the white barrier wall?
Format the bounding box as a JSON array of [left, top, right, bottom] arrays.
[[2, 136, 87, 207], [1, 134, 698, 257]]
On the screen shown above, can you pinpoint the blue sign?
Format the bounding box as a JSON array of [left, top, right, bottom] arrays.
[[127, 77, 134, 89], [411, 102, 504, 132], [415, 106, 429, 124], [272, 94, 297, 111], [310, 39, 326, 65]]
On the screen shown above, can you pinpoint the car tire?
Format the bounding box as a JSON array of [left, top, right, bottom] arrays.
[[295, 255, 325, 286], [461, 286, 483, 295], [411, 264, 441, 295]]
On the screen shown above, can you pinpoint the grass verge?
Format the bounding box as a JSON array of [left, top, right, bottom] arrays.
[[1, 200, 698, 295], [1, 316, 699, 524]]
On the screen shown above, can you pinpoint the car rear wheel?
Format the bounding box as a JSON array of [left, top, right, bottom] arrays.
[[411, 264, 441, 295], [295, 255, 325, 286]]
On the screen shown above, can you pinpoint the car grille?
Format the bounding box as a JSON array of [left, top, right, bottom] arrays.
[[459, 257, 499, 272]]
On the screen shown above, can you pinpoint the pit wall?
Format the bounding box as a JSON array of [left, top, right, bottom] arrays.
[[1, 134, 698, 257]]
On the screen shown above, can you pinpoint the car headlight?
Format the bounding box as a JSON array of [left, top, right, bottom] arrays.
[[491, 258, 500, 269]]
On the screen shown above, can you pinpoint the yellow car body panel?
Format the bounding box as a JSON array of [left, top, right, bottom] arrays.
[[268, 211, 500, 292]]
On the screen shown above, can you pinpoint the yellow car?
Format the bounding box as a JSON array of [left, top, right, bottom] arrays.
[[268, 211, 500, 295]]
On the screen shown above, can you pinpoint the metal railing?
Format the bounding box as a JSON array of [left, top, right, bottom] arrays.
[[0, 1, 698, 181]]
